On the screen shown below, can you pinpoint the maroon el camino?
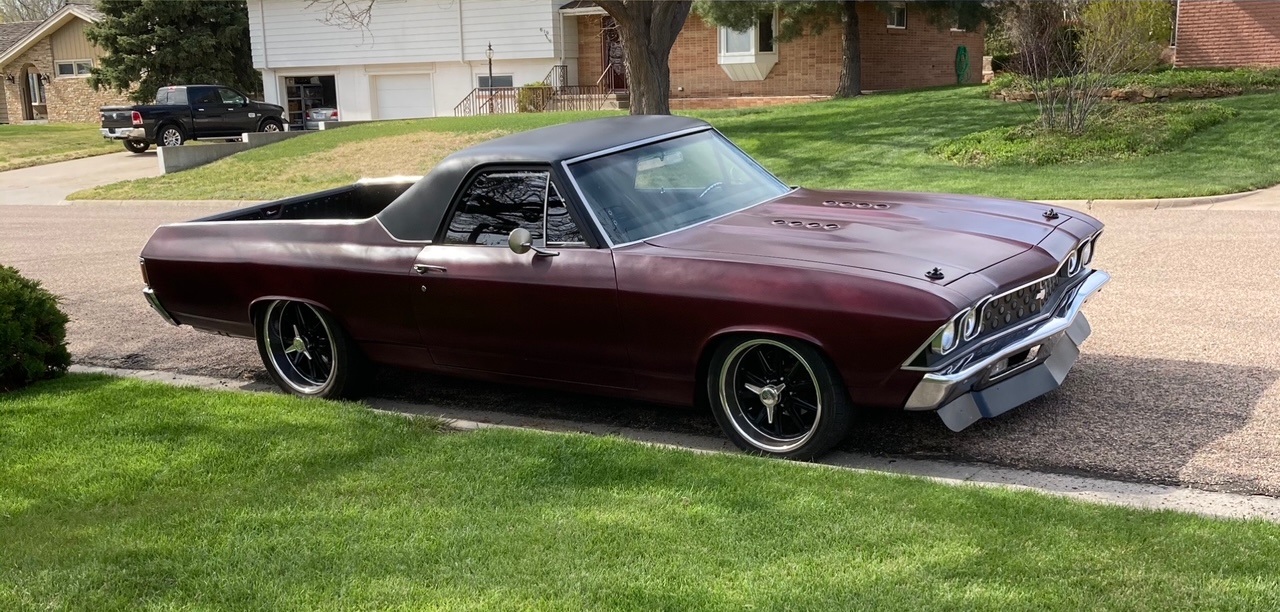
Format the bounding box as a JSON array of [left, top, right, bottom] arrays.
[[140, 116, 1109, 458]]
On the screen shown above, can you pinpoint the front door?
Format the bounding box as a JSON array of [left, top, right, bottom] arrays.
[[600, 17, 628, 91], [410, 169, 632, 390], [215, 87, 257, 134]]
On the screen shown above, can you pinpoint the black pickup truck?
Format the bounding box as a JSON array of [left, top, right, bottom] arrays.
[[100, 85, 286, 153]]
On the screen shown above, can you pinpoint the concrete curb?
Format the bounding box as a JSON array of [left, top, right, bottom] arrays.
[[70, 364, 1280, 523], [1036, 186, 1277, 211]]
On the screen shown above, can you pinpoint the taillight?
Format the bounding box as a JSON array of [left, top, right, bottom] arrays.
[[131, 111, 142, 126], [99, 112, 105, 122], [329, 110, 338, 119]]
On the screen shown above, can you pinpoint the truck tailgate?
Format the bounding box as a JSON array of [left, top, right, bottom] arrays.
[[100, 107, 134, 129]]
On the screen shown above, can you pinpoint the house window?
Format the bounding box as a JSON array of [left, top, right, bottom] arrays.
[[888, 3, 907, 29], [716, 12, 779, 81], [718, 12, 775, 55], [55, 60, 93, 78], [478, 75, 514, 88]]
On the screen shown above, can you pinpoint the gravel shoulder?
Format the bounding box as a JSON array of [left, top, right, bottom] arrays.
[[3, 201, 1278, 496]]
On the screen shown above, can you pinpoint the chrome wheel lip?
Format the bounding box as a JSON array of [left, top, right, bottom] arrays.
[[718, 339, 823, 454], [263, 301, 336, 395]]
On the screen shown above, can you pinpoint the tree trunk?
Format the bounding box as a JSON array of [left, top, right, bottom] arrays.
[[835, 0, 862, 98], [598, 1, 691, 115]]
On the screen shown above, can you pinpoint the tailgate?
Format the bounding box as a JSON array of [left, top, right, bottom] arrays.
[[100, 107, 135, 129]]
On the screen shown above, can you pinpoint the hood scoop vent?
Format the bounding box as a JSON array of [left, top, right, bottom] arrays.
[[771, 219, 841, 231], [822, 200, 891, 210]]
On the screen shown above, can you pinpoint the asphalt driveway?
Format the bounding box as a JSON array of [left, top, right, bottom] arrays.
[[0, 151, 159, 205], [2, 201, 1279, 496]]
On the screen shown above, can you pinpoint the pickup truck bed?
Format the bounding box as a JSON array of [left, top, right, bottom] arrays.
[[194, 179, 417, 223]]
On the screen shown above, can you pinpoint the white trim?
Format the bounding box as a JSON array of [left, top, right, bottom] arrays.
[[0, 5, 100, 68], [559, 6, 607, 16], [54, 59, 93, 79]]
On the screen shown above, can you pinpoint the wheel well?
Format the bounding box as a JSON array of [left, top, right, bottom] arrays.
[[694, 330, 833, 407], [258, 116, 282, 129], [156, 121, 183, 138]]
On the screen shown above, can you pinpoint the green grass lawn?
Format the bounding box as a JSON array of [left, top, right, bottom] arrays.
[[3, 374, 1280, 610], [0, 123, 118, 172], [70, 86, 1280, 202]]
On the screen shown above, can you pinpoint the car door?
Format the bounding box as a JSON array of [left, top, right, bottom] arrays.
[[216, 87, 256, 135], [411, 168, 633, 390], [188, 87, 225, 136]]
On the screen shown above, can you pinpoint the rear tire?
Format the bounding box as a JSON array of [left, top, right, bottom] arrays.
[[123, 140, 150, 154], [158, 124, 185, 147], [256, 300, 365, 399], [707, 336, 855, 460]]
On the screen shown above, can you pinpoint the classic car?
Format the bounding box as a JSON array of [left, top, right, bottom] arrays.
[[139, 116, 1109, 459]]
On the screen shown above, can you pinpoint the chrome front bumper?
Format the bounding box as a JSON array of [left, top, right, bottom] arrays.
[[903, 270, 1110, 431], [102, 127, 145, 140], [143, 286, 179, 326]]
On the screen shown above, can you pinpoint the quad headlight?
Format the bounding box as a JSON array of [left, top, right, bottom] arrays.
[[930, 319, 959, 355], [1066, 250, 1081, 276], [960, 307, 980, 340]]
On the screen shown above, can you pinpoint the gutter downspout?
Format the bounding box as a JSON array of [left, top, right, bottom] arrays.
[[457, 0, 466, 64]]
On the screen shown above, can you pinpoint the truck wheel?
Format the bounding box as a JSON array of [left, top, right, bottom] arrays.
[[123, 140, 150, 154], [256, 300, 365, 399], [260, 118, 283, 133], [158, 125, 185, 147], [707, 336, 855, 460]]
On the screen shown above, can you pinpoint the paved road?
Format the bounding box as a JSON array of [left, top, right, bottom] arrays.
[[0, 151, 159, 205], [3, 202, 1279, 496]]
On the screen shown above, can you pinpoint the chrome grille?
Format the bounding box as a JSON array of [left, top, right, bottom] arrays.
[[981, 275, 1063, 332]]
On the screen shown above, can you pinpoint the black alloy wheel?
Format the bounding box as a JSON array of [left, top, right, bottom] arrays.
[[257, 300, 363, 399], [708, 337, 855, 459]]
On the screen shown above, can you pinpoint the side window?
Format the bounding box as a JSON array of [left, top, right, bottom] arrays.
[[191, 89, 220, 105], [444, 171, 548, 246], [545, 182, 585, 245], [219, 88, 247, 105]]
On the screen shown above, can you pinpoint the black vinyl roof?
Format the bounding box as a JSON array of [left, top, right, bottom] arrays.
[[378, 115, 711, 241]]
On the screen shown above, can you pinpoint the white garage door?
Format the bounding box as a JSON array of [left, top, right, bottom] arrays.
[[374, 74, 434, 120]]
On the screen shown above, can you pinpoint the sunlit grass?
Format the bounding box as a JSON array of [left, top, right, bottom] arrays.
[[2, 374, 1280, 610], [0, 123, 117, 172]]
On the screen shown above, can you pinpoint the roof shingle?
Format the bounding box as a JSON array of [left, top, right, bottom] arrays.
[[0, 21, 41, 55]]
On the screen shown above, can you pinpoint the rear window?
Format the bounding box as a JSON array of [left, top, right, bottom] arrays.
[[154, 88, 188, 105]]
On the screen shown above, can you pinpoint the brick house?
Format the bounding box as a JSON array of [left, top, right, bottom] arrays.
[[1174, 0, 1280, 68], [0, 3, 129, 124], [569, 2, 985, 109]]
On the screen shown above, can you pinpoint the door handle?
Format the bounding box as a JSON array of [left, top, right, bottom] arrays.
[[196, 108, 205, 111], [413, 264, 447, 275]]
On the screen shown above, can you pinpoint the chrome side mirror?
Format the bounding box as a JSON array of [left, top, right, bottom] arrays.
[[507, 228, 559, 257], [508, 228, 532, 254]]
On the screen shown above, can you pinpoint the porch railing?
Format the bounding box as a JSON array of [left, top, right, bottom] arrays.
[[452, 84, 614, 117]]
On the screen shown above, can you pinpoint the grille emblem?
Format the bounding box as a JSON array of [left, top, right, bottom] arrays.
[[1035, 288, 1046, 301]]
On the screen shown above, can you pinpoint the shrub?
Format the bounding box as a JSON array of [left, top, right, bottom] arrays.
[[0, 265, 71, 392], [516, 84, 552, 113], [931, 102, 1238, 167]]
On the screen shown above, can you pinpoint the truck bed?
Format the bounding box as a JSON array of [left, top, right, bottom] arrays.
[[192, 179, 418, 223]]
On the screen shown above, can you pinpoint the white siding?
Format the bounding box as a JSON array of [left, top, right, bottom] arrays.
[[248, 0, 559, 69], [247, 0, 575, 118]]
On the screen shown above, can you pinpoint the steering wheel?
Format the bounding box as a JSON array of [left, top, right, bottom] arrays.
[[697, 181, 724, 199]]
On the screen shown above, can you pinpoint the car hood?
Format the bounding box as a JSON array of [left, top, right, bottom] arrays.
[[643, 188, 1071, 285]]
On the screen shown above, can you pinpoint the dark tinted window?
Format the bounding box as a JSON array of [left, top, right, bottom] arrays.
[[444, 171, 548, 246], [190, 88, 220, 105], [545, 182, 584, 244], [154, 88, 189, 105]]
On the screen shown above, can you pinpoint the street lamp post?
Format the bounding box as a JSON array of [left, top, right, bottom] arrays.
[[485, 42, 494, 114]]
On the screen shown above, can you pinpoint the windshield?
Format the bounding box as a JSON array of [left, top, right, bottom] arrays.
[[567, 130, 789, 245]]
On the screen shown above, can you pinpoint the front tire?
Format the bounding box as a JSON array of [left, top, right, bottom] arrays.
[[707, 336, 855, 460], [123, 140, 150, 154], [260, 118, 283, 133], [158, 124, 185, 147], [256, 300, 363, 399]]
